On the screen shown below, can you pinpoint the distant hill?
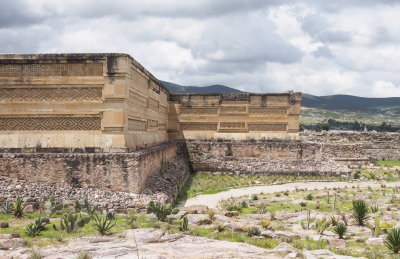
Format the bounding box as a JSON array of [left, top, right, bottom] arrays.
[[159, 80, 242, 94], [160, 80, 400, 126], [302, 94, 400, 113], [161, 80, 399, 112]]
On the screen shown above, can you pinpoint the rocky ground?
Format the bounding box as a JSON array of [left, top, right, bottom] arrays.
[[182, 180, 400, 208], [0, 229, 358, 259]]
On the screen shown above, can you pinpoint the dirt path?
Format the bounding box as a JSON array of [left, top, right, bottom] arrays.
[[181, 180, 400, 209]]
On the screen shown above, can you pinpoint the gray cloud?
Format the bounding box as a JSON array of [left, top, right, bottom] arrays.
[[0, 0, 400, 97]]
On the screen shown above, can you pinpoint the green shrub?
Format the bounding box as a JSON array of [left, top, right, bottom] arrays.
[[333, 223, 347, 239], [247, 227, 261, 237], [385, 228, 400, 254], [351, 199, 369, 226], [305, 193, 313, 200], [75, 251, 92, 259], [240, 201, 248, 208], [260, 220, 270, 229], [208, 209, 215, 220], [299, 202, 307, 207], [28, 250, 42, 259], [13, 197, 27, 219], [179, 216, 189, 231], [93, 214, 116, 235], [252, 195, 259, 201], [125, 210, 138, 229], [226, 205, 242, 212], [215, 224, 225, 232]]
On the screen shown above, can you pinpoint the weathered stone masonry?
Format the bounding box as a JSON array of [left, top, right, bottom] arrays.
[[0, 142, 177, 194], [0, 53, 302, 196]]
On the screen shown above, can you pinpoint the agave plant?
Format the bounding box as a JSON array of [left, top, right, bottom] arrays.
[[351, 199, 369, 226], [26, 223, 41, 237], [1, 201, 12, 214], [333, 223, 347, 239], [385, 228, 400, 254], [93, 214, 116, 235], [13, 197, 27, 219]]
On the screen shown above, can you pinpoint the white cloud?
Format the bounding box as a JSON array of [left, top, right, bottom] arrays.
[[0, 0, 400, 97], [371, 81, 400, 97]]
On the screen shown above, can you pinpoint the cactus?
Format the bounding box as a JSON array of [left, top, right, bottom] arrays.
[[300, 210, 313, 230], [60, 213, 89, 233], [179, 216, 189, 231], [366, 217, 382, 237], [147, 202, 176, 222], [312, 217, 331, 234]]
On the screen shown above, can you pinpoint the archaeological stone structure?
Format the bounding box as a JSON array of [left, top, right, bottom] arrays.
[[0, 53, 302, 197], [1, 53, 398, 207]]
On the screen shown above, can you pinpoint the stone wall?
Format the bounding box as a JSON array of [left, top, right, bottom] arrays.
[[168, 92, 302, 141], [0, 142, 191, 210], [302, 131, 400, 161], [0, 142, 179, 194], [187, 140, 351, 176], [0, 53, 169, 152]]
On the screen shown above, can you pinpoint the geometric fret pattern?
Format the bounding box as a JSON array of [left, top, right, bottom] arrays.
[[248, 123, 286, 132], [219, 122, 246, 129], [180, 122, 218, 131], [249, 108, 287, 116], [220, 106, 247, 114], [0, 116, 101, 131], [0, 88, 102, 102], [0, 63, 103, 77], [180, 108, 218, 115], [128, 118, 147, 131], [267, 96, 288, 105]]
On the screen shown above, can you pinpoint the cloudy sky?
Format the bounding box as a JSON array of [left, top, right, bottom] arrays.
[[1, 0, 400, 97]]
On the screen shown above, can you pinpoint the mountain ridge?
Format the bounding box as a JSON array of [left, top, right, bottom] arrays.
[[160, 80, 400, 113]]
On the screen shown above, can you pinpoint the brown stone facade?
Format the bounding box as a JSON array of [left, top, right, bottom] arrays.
[[0, 53, 301, 152], [0, 53, 302, 195], [168, 92, 301, 141], [0, 53, 169, 152]]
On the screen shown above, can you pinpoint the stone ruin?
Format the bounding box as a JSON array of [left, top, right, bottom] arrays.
[[0, 53, 398, 210]]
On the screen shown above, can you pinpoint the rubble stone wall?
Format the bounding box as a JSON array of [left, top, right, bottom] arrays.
[[188, 135, 400, 176], [0, 142, 179, 194]]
